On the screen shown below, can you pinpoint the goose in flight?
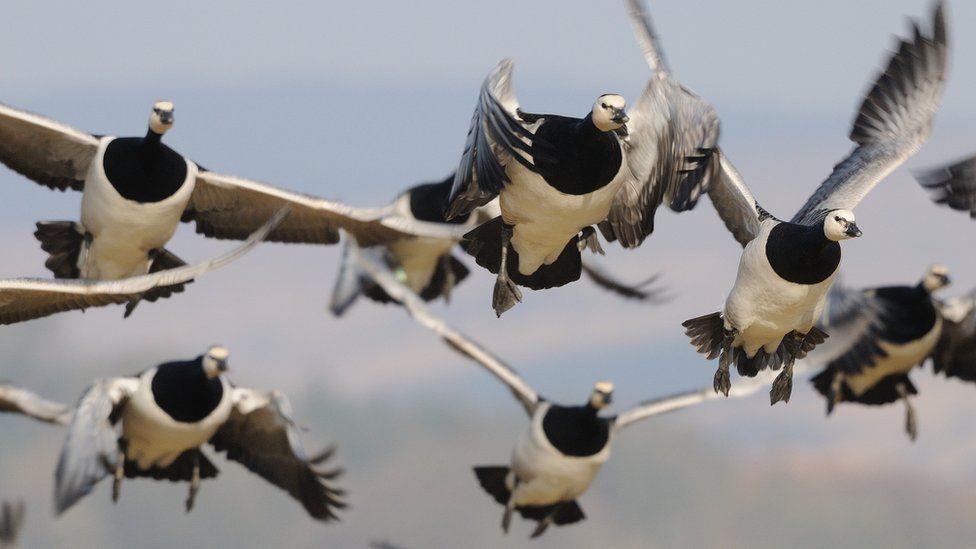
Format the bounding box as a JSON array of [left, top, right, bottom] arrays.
[[0, 383, 71, 425], [347, 236, 807, 537], [0, 206, 286, 324], [915, 153, 976, 217], [329, 177, 667, 315], [0, 100, 469, 292], [51, 346, 345, 521], [444, 0, 720, 316], [806, 265, 971, 440], [684, 1, 949, 405]]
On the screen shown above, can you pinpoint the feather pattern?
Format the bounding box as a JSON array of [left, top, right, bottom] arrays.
[[914, 153, 976, 217]]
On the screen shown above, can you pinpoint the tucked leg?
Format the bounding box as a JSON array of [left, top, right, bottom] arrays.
[[530, 502, 565, 539], [186, 453, 201, 512], [897, 382, 918, 442], [111, 451, 124, 503], [492, 225, 522, 317], [440, 255, 457, 304], [577, 227, 604, 255], [501, 477, 519, 534], [714, 331, 734, 396], [826, 372, 843, 415]]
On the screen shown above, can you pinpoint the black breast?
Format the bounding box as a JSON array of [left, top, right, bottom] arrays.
[[765, 223, 841, 285], [531, 115, 622, 196], [150, 361, 224, 423], [408, 176, 471, 224], [874, 285, 938, 344], [103, 136, 188, 203], [542, 405, 610, 457]]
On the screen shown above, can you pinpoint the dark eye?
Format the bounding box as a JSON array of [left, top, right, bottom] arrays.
[[834, 216, 841, 222], [601, 103, 608, 109], [153, 108, 161, 114]]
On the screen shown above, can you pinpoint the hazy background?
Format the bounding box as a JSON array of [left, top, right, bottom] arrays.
[[1, 0, 975, 547]]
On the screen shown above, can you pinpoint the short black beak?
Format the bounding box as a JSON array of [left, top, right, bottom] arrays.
[[845, 223, 862, 238], [611, 110, 629, 124], [217, 360, 229, 373], [602, 392, 613, 406], [160, 112, 174, 125], [941, 274, 951, 285]]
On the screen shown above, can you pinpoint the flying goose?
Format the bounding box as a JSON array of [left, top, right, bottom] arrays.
[[929, 287, 976, 382], [444, 0, 720, 316], [684, 1, 949, 405], [806, 265, 965, 440], [0, 207, 286, 324], [347, 236, 807, 537], [0, 383, 71, 425], [0, 100, 469, 291], [329, 177, 667, 315], [0, 500, 24, 549], [914, 153, 976, 217], [53, 346, 345, 521]]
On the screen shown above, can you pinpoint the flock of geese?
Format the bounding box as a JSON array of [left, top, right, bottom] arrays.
[[1, 0, 975, 541]]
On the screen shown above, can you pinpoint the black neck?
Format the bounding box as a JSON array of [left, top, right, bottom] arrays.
[[580, 113, 604, 138], [150, 358, 224, 423], [144, 128, 163, 145]]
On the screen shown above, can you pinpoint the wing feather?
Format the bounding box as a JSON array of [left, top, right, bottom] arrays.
[[792, 2, 949, 224], [0, 102, 99, 191], [914, 153, 976, 218], [0, 383, 71, 424]]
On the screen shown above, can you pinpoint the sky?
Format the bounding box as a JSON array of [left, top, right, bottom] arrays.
[[1, 0, 975, 547]]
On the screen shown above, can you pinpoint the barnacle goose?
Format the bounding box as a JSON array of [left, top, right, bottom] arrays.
[[0, 100, 468, 295], [683, 1, 949, 405], [0, 207, 285, 324], [329, 177, 667, 315], [347, 237, 805, 538], [445, 0, 720, 316], [52, 346, 345, 521], [807, 265, 967, 440], [915, 153, 976, 217]]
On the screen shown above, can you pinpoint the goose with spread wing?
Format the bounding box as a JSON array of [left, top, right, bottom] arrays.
[[348, 236, 802, 538], [684, 1, 949, 405], [330, 175, 667, 315], [0, 206, 285, 324], [52, 346, 345, 521], [444, 0, 720, 316], [806, 265, 961, 440], [915, 153, 976, 217], [0, 100, 468, 294]]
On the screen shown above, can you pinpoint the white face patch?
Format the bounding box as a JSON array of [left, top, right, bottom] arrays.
[[202, 345, 229, 378], [589, 380, 614, 409], [823, 209, 859, 241], [922, 263, 950, 292], [149, 100, 175, 134], [591, 94, 627, 132]]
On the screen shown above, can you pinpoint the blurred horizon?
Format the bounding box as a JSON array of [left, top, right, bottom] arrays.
[[1, 0, 975, 547]]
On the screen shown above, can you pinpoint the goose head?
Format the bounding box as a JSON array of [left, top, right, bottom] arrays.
[[591, 94, 628, 133], [588, 380, 614, 411], [823, 209, 861, 241], [201, 345, 229, 379], [922, 263, 951, 293], [149, 100, 175, 135]]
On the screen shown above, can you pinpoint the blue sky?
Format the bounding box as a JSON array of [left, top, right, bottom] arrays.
[[1, 0, 975, 546]]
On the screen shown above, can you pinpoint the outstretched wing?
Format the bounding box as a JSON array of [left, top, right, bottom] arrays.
[[0, 207, 287, 325], [185, 171, 468, 246], [446, 59, 548, 219], [706, 150, 773, 247], [0, 102, 99, 191], [54, 378, 137, 515], [931, 289, 976, 381], [600, 0, 720, 248], [0, 383, 71, 424], [792, 2, 949, 225], [347, 235, 540, 416], [612, 362, 812, 432], [914, 153, 976, 218], [210, 388, 345, 521]]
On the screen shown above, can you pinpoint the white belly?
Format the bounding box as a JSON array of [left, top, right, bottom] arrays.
[[121, 371, 231, 470], [385, 192, 478, 292], [79, 138, 197, 279], [724, 223, 835, 356], [845, 318, 942, 395], [500, 162, 625, 275], [508, 403, 610, 506]]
